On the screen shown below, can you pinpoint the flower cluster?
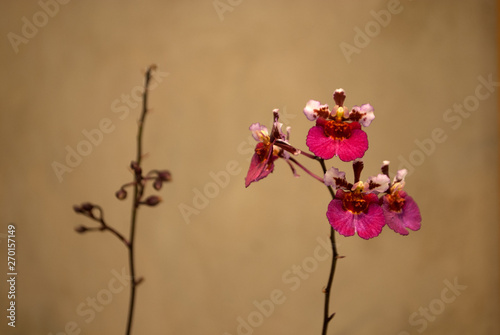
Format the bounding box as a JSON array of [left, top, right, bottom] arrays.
[[74, 161, 171, 234], [325, 161, 421, 239], [245, 89, 421, 239], [114, 162, 171, 205]]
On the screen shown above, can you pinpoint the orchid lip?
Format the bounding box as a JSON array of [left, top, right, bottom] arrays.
[[323, 120, 351, 140], [341, 189, 370, 214], [386, 192, 406, 213]]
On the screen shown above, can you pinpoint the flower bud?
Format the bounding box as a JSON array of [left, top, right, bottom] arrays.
[[158, 170, 172, 182], [75, 225, 88, 234], [144, 195, 161, 207], [153, 179, 163, 191], [73, 205, 84, 214], [115, 188, 127, 200], [81, 202, 94, 212], [130, 161, 142, 175]]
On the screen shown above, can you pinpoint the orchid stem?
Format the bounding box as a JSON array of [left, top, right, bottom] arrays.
[[288, 157, 324, 183], [299, 150, 317, 160], [125, 65, 155, 335], [318, 158, 339, 335], [100, 221, 130, 246]]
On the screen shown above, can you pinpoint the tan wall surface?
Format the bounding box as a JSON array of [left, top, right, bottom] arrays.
[[0, 0, 498, 334]]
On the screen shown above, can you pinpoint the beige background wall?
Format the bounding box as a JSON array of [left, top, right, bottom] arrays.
[[0, 0, 498, 334]]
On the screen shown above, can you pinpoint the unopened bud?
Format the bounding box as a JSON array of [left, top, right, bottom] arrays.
[[73, 205, 84, 214], [158, 170, 172, 182], [75, 225, 88, 234], [115, 188, 127, 200], [144, 195, 161, 207], [81, 202, 94, 211], [130, 161, 142, 175], [153, 179, 162, 191]]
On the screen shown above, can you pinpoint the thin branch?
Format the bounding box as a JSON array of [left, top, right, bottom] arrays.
[[125, 65, 156, 335], [83, 224, 130, 246], [318, 158, 339, 335], [102, 223, 130, 246], [299, 150, 317, 160], [288, 157, 325, 183], [93, 205, 130, 246]]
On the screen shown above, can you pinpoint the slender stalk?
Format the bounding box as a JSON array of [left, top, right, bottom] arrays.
[[125, 65, 155, 335], [317, 158, 339, 335], [95, 205, 130, 246], [288, 156, 324, 183], [102, 223, 130, 246], [299, 150, 316, 160]]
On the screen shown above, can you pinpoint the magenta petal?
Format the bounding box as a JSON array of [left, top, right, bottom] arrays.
[[336, 129, 368, 162], [401, 196, 422, 230], [327, 191, 385, 239], [353, 204, 386, 239], [383, 194, 422, 235], [306, 126, 338, 159], [327, 199, 355, 237], [244, 153, 274, 187]]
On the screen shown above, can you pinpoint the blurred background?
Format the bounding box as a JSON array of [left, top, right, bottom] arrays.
[[0, 0, 498, 334]]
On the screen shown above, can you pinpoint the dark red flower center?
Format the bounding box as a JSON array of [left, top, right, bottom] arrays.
[[324, 120, 351, 140], [255, 142, 271, 162], [386, 192, 406, 212], [342, 192, 369, 214]]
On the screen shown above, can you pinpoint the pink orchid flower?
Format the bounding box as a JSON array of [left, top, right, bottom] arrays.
[[304, 89, 374, 161], [245, 110, 298, 187], [381, 167, 422, 235]]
